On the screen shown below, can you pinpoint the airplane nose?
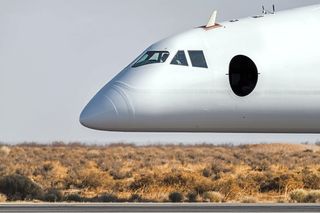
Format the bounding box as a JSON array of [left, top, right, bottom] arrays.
[[80, 94, 119, 130]]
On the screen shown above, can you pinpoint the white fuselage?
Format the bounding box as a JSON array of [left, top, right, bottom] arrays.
[[80, 5, 320, 133]]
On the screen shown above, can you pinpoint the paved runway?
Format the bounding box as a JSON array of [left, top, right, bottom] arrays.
[[0, 203, 320, 213]]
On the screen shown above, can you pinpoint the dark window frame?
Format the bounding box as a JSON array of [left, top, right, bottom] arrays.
[[188, 50, 208, 68], [170, 50, 189, 66], [132, 51, 170, 68]]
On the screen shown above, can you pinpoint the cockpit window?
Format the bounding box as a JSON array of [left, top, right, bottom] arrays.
[[132, 51, 169, 68], [188, 50, 208, 68], [171, 50, 188, 66]]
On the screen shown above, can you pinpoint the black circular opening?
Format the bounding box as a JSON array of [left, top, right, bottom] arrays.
[[229, 55, 258, 97]]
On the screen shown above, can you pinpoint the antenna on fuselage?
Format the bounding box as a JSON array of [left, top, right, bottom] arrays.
[[262, 4, 276, 15], [206, 10, 218, 28], [272, 4, 276, 14], [262, 6, 266, 15]]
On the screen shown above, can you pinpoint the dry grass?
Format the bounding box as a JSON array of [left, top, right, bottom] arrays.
[[0, 193, 6, 202], [0, 143, 319, 203]]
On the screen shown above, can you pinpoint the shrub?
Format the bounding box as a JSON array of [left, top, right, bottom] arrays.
[[0, 174, 44, 201], [0, 146, 10, 157], [260, 176, 280, 193], [202, 168, 211, 178], [65, 194, 83, 202], [241, 196, 257, 203], [129, 194, 142, 202], [290, 189, 308, 203], [202, 191, 222, 203], [215, 178, 240, 200], [187, 191, 199, 202], [277, 198, 288, 203], [86, 150, 100, 158], [304, 190, 320, 203], [193, 179, 215, 195], [169, 192, 184, 202], [253, 160, 270, 172], [43, 193, 58, 202], [0, 193, 7, 202], [130, 176, 155, 191], [110, 170, 132, 180], [202, 164, 231, 180], [42, 162, 54, 173], [303, 171, 320, 190], [94, 193, 118, 202], [79, 173, 102, 189], [42, 189, 63, 202], [163, 173, 188, 187]]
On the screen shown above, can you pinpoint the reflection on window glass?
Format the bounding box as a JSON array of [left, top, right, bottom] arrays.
[[132, 51, 169, 68], [188, 51, 208, 68], [171, 51, 188, 66]]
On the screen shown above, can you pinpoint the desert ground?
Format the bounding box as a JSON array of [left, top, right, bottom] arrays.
[[0, 143, 320, 203]]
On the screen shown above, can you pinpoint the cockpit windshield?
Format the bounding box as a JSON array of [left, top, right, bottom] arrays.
[[132, 51, 169, 68]]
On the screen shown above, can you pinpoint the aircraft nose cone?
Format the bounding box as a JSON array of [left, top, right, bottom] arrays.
[[80, 95, 118, 130]]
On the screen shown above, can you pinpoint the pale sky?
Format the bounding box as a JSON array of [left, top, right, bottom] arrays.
[[1, 0, 320, 144]]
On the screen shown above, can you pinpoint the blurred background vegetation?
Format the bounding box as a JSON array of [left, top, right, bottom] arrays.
[[0, 142, 320, 203]]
